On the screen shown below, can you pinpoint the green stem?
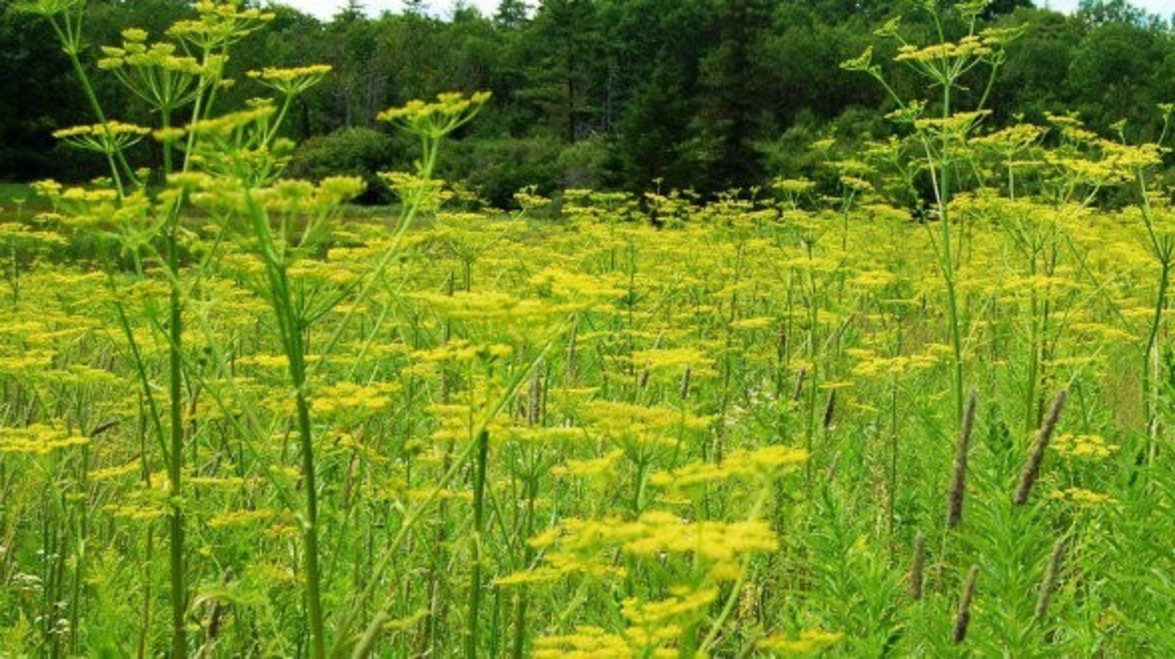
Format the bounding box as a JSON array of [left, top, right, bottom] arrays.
[[292, 346, 327, 659], [336, 331, 564, 657], [696, 489, 769, 655], [509, 477, 537, 659], [938, 83, 964, 426], [1025, 251, 1040, 434], [249, 193, 327, 657], [166, 202, 187, 659], [467, 428, 491, 658], [1143, 258, 1170, 458]]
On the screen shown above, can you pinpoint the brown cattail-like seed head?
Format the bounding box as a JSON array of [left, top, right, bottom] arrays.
[[89, 419, 120, 437], [638, 369, 650, 389], [1035, 538, 1066, 620], [679, 365, 692, 401], [822, 388, 837, 430], [947, 388, 979, 527], [1015, 389, 1068, 505], [791, 367, 807, 402], [909, 532, 926, 600], [953, 565, 980, 643]]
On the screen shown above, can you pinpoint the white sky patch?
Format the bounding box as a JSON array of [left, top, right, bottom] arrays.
[[1041, 0, 1173, 15], [268, 0, 1174, 22], [268, 0, 503, 20]]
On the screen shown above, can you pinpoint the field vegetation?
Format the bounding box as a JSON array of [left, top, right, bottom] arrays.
[[2, 0, 1175, 657]]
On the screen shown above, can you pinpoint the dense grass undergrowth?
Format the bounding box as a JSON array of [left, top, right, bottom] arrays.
[[5, 183, 1175, 656], [3, 0, 1175, 657], [0, 184, 34, 206]]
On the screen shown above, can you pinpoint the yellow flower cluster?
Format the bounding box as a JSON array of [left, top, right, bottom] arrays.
[[757, 628, 844, 654], [551, 448, 626, 479], [772, 177, 817, 195], [622, 587, 718, 648], [249, 176, 366, 214], [247, 65, 332, 95], [185, 103, 276, 140], [377, 91, 492, 139], [88, 460, 141, 481], [630, 346, 715, 375], [914, 111, 991, 139], [410, 290, 570, 325], [207, 508, 279, 528], [377, 171, 451, 212], [1051, 433, 1119, 460], [534, 626, 632, 659], [973, 123, 1047, 153], [410, 339, 513, 366], [0, 424, 89, 455], [53, 121, 151, 154], [98, 38, 205, 75], [529, 510, 779, 565], [648, 445, 808, 489], [530, 267, 627, 302], [1050, 487, 1118, 507], [167, 1, 275, 49], [578, 400, 713, 449], [848, 347, 939, 379], [895, 35, 993, 63], [13, 0, 82, 17], [312, 380, 401, 416], [378, 91, 492, 123]]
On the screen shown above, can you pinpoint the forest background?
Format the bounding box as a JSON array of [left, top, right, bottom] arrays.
[[3, 0, 1174, 207]]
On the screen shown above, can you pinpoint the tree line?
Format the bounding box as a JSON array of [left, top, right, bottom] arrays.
[[2, 0, 1173, 206]]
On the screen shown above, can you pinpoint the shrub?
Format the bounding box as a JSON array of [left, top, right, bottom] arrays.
[[288, 126, 403, 204], [446, 135, 563, 208]]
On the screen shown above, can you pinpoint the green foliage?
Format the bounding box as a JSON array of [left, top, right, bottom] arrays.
[[6, 1, 1175, 657], [2, 0, 1175, 199], [443, 134, 561, 207], [0, 9, 84, 179], [1067, 19, 1167, 134], [0, 184, 33, 205], [288, 127, 403, 203]]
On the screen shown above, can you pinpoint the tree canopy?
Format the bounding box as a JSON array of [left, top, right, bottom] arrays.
[[2, 0, 1172, 205]]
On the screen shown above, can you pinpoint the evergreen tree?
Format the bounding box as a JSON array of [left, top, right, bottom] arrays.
[[0, 10, 84, 179], [494, 0, 530, 29], [692, 0, 773, 193], [529, 0, 605, 143], [335, 0, 366, 22]]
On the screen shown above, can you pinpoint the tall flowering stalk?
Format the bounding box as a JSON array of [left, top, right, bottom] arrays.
[[842, 0, 1018, 425], [1128, 105, 1173, 469], [18, 1, 336, 654]]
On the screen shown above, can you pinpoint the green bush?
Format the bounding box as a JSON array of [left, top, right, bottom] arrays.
[[287, 127, 403, 204], [556, 135, 612, 190], [446, 135, 564, 208]]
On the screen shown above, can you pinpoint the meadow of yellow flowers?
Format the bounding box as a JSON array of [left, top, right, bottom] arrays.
[[2, 0, 1174, 657]]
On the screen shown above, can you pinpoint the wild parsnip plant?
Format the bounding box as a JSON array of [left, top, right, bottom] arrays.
[[2, 0, 1175, 657]]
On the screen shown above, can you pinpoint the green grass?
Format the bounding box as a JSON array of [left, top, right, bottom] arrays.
[[0, 183, 32, 205]]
